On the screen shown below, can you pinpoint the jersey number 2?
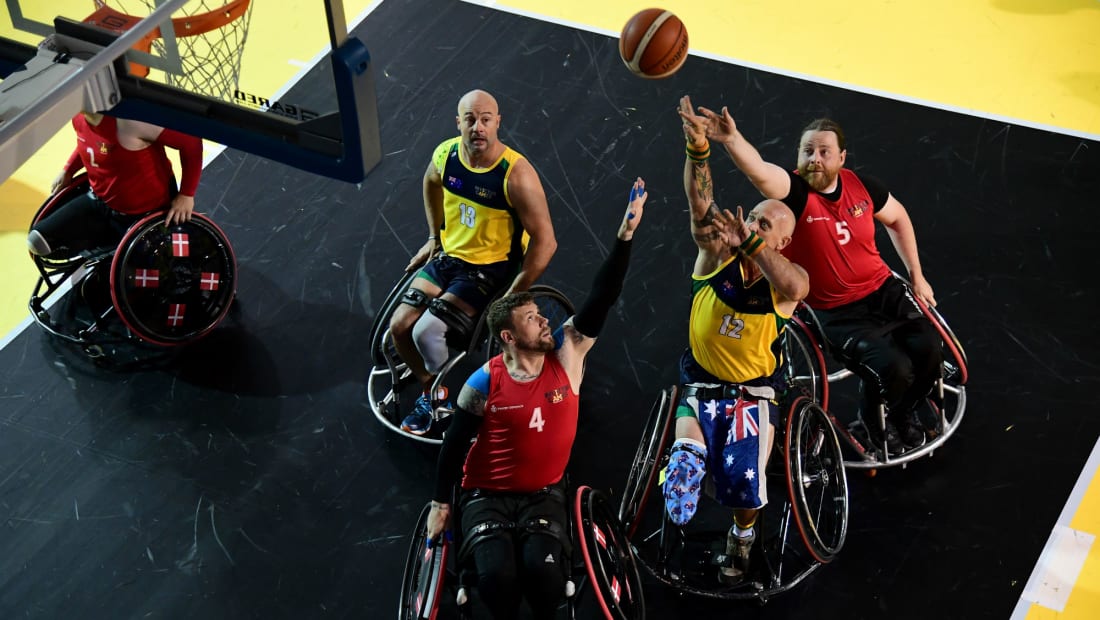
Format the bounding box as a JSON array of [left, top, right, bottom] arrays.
[[529, 407, 545, 432]]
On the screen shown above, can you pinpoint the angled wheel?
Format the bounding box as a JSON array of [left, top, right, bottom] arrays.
[[399, 502, 451, 620], [574, 486, 646, 620], [618, 386, 677, 539], [783, 315, 829, 409], [110, 212, 237, 346], [785, 396, 848, 564], [367, 270, 422, 436]]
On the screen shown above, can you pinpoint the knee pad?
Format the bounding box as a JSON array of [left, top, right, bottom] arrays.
[[662, 438, 707, 526], [427, 297, 476, 350], [411, 312, 451, 374], [27, 230, 52, 256]]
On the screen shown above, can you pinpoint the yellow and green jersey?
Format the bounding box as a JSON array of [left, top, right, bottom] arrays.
[[431, 137, 529, 265], [688, 255, 791, 383]]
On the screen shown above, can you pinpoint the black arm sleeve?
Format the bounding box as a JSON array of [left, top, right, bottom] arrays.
[[571, 236, 633, 338], [433, 407, 482, 503]]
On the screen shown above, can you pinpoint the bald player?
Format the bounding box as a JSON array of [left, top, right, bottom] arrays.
[[661, 97, 809, 584], [390, 89, 558, 435]]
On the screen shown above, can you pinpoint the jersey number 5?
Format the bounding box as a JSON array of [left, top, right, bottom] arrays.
[[529, 407, 545, 432], [835, 221, 851, 245]]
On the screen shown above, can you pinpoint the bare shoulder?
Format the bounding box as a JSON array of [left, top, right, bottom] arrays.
[[505, 157, 546, 204]]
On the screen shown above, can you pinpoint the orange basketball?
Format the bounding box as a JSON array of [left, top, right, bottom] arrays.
[[619, 9, 689, 79]]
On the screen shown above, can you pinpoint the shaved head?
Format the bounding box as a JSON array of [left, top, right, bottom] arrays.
[[457, 89, 499, 116], [747, 199, 797, 251]]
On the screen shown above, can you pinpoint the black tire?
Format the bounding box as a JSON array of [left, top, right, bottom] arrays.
[[783, 317, 829, 409], [784, 396, 848, 564], [574, 486, 646, 620], [618, 386, 676, 539], [398, 502, 451, 620]]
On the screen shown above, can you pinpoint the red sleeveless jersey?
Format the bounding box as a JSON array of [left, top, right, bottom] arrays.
[[461, 352, 579, 493], [73, 114, 175, 215], [781, 169, 891, 309]]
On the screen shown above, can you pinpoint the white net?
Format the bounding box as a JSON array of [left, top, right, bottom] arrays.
[[95, 0, 254, 101]]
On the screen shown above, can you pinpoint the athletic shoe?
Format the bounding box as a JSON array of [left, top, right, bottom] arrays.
[[400, 395, 435, 435], [720, 526, 755, 583]]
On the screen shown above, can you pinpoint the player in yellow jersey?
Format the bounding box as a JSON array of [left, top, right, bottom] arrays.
[[391, 89, 557, 435], [662, 96, 809, 583]]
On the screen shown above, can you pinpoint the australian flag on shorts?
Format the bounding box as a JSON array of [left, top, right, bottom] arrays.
[[699, 397, 766, 509]]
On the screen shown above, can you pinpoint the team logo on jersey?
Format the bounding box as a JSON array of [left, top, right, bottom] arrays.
[[474, 185, 496, 200], [805, 215, 830, 223], [446, 175, 463, 189], [545, 387, 566, 404], [848, 200, 869, 218], [98, 142, 109, 155]]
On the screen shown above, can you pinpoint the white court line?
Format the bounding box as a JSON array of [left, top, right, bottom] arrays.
[[1, 0, 388, 352], [459, 0, 1100, 143], [1010, 437, 1100, 618]]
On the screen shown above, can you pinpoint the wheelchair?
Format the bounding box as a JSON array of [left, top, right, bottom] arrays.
[[28, 175, 237, 359], [781, 278, 969, 470], [367, 267, 574, 445], [399, 484, 645, 619], [617, 383, 849, 603]]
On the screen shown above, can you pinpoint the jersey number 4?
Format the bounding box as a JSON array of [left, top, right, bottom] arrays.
[[529, 407, 545, 432]]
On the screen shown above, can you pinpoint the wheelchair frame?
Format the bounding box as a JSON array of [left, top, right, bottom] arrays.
[[782, 283, 969, 470], [617, 386, 848, 602], [399, 485, 645, 619], [28, 175, 237, 355], [366, 268, 574, 445]]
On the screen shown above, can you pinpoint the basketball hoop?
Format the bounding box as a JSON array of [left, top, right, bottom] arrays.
[[83, 0, 253, 102]]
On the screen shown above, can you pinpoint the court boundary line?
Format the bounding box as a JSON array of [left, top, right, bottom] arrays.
[[0, 0, 387, 351], [459, 0, 1100, 143], [1010, 436, 1100, 619]]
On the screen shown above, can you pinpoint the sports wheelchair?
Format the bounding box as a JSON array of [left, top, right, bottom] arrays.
[[28, 175, 237, 359], [367, 267, 573, 445], [782, 279, 969, 470], [618, 384, 848, 602], [400, 484, 645, 619]]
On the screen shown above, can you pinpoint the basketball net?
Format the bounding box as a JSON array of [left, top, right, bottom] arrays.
[[87, 0, 254, 102]]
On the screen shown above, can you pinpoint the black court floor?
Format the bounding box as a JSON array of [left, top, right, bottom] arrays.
[[2, 0, 1099, 618]]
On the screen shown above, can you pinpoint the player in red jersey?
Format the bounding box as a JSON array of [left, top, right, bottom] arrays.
[[27, 111, 202, 258], [681, 96, 941, 452], [423, 178, 647, 620]]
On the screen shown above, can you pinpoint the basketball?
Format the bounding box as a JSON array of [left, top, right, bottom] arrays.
[[619, 9, 689, 79]]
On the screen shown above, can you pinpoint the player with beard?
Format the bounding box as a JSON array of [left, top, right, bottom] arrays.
[[392, 89, 557, 436], [679, 96, 941, 453], [423, 179, 647, 620]]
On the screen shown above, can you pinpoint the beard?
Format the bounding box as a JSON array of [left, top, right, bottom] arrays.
[[514, 332, 554, 353], [799, 163, 837, 193]]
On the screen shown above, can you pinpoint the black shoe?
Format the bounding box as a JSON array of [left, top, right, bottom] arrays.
[[891, 411, 927, 449], [863, 417, 907, 455]]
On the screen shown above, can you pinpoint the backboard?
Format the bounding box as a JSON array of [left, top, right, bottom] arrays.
[[0, 0, 382, 184]]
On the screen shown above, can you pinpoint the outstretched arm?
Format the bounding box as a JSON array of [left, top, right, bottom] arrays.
[[679, 96, 733, 275], [506, 159, 557, 293], [875, 195, 936, 306], [682, 96, 791, 200], [557, 178, 647, 389]]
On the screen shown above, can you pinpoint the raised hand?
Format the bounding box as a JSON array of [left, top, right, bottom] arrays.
[[618, 177, 647, 241], [696, 105, 738, 144], [677, 96, 709, 149], [712, 206, 752, 248]]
